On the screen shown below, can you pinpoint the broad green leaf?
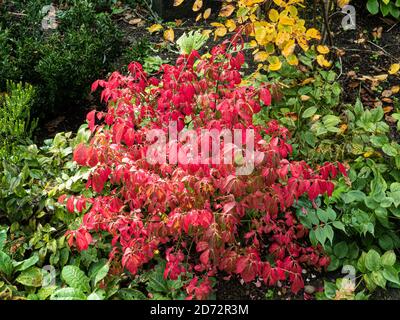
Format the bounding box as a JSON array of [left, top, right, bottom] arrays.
[[302, 107, 318, 118], [371, 271, 386, 289], [0, 251, 13, 278], [333, 241, 348, 259], [383, 266, 400, 285], [365, 249, 381, 272], [89, 260, 109, 287], [380, 250, 396, 266], [13, 254, 39, 272], [16, 267, 43, 287], [50, 287, 87, 300], [61, 265, 91, 293]]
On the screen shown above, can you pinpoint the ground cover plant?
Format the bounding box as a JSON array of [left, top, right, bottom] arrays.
[[0, 0, 400, 301]]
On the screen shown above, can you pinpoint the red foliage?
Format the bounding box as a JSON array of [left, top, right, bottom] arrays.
[[64, 39, 345, 298]]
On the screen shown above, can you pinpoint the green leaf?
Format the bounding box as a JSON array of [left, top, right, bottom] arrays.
[[89, 261, 109, 287], [50, 287, 87, 300], [16, 267, 43, 287], [0, 227, 7, 251], [61, 265, 91, 293], [332, 221, 346, 233], [382, 144, 398, 157], [365, 249, 381, 272], [341, 190, 366, 204], [333, 241, 348, 259], [383, 266, 400, 285], [13, 254, 39, 272], [118, 288, 147, 300], [367, 0, 379, 14], [302, 107, 318, 118], [371, 271, 387, 289], [0, 251, 13, 278], [316, 208, 329, 223], [381, 250, 396, 267]]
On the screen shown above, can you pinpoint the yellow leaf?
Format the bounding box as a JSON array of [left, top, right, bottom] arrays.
[[279, 15, 295, 26], [225, 19, 236, 32], [339, 124, 348, 133], [196, 12, 202, 21], [305, 28, 321, 40], [363, 151, 374, 158], [269, 9, 279, 22], [202, 29, 213, 37], [286, 54, 298, 66], [392, 85, 400, 94], [388, 63, 400, 75], [282, 41, 296, 57], [164, 28, 175, 43], [273, 0, 285, 7], [219, 4, 235, 17], [203, 8, 212, 19], [337, 0, 350, 8], [316, 54, 332, 68], [268, 56, 282, 71], [148, 24, 163, 33], [317, 45, 330, 54], [254, 51, 269, 62], [210, 22, 225, 28], [214, 26, 227, 40], [174, 0, 185, 6], [192, 0, 203, 12]]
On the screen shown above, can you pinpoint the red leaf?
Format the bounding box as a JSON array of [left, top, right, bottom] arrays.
[[66, 196, 75, 213], [87, 110, 96, 132], [73, 143, 89, 166], [260, 87, 272, 106], [200, 249, 210, 266]]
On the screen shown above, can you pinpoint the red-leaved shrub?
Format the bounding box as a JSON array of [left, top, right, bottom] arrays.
[[62, 39, 346, 299]]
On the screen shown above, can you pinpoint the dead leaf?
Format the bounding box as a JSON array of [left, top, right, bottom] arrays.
[[148, 24, 163, 33], [203, 8, 211, 19], [219, 4, 235, 17], [174, 0, 184, 6], [128, 18, 142, 25], [382, 89, 392, 97], [164, 28, 175, 42], [388, 63, 400, 75]]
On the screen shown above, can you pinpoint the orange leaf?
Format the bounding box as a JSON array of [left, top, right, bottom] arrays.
[[174, 0, 185, 6], [192, 0, 203, 12], [203, 8, 212, 19], [219, 4, 235, 17], [164, 28, 175, 43]]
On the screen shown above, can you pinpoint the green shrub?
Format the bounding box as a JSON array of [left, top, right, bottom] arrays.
[[0, 81, 37, 157], [0, 0, 122, 117]]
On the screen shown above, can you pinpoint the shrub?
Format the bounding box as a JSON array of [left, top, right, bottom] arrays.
[[0, 0, 122, 117], [0, 81, 37, 157], [61, 40, 345, 299]]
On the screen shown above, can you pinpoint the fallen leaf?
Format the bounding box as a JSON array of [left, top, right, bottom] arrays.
[[164, 28, 175, 42], [389, 63, 400, 75], [203, 8, 211, 19], [391, 85, 400, 93], [219, 4, 235, 17], [192, 0, 203, 12], [383, 106, 393, 113], [128, 18, 142, 25], [317, 45, 330, 54], [381, 89, 392, 98], [148, 24, 163, 33], [174, 0, 185, 6]]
